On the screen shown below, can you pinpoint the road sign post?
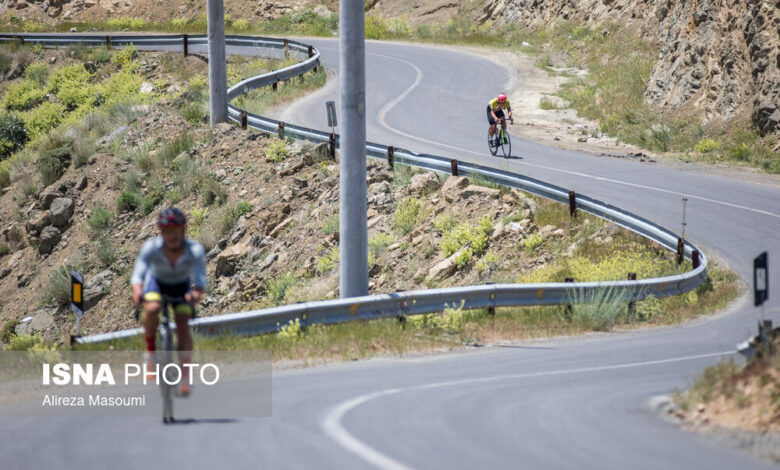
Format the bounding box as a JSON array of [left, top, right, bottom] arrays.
[[754, 252, 771, 355], [754, 252, 768, 308], [71, 270, 84, 339]]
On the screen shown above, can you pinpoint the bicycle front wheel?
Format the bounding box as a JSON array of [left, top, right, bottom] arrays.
[[499, 131, 511, 158]]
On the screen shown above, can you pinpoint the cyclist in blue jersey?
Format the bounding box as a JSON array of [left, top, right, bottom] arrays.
[[131, 207, 206, 396]]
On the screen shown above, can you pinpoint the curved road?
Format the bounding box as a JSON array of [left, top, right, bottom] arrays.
[[2, 39, 779, 469]]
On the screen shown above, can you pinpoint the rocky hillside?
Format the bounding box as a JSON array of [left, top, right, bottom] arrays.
[[479, 0, 779, 135]]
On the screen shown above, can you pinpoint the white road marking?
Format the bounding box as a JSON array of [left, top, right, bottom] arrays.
[[320, 350, 734, 470]]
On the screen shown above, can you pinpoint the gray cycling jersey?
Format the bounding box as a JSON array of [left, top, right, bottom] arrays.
[[130, 236, 207, 289]]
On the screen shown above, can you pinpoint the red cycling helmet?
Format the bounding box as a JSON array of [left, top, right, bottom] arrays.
[[497, 93, 507, 103], [158, 207, 187, 228]]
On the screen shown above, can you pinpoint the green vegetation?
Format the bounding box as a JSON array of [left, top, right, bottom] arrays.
[[437, 215, 493, 267], [393, 197, 430, 235], [87, 206, 113, 233], [316, 247, 339, 275], [265, 137, 290, 163], [539, 96, 559, 110], [266, 272, 298, 305], [674, 359, 741, 411]]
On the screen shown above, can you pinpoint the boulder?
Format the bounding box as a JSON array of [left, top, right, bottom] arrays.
[[6, 223, 27, 251], [408, 172, 440, 194], [38, 186, 64, 210], [441, 176, 470, 193], [38, 226, 61, 254], [26, 210, 50, 235], [215, 243, 250, 277], [29, 307, 56, 334], [49, 198, 74, 227], [426, 249, 464, 281], [369, 181, 391, 194], [460, 185, 500, 199], [84, 269, 114, 310]]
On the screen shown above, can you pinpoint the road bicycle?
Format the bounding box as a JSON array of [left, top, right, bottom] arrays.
[[136, 294, 195, 424], [488, 118, 512, 158]]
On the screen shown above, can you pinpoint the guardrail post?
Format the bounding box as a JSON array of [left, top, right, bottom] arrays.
[[314, 65, 318, 74], [241, 111, 247, 130], [106, 36, 111, 48], [568, 191, 577, 219], [329, 133, 336, 159], [676, 237, 684, 265], [278, 122, 285, 139], [272, 81, 278, 92], [692, 249, 700, 269], [308, 45, 313, 57], [283, 39, 288, 58], [450, 159, 459, 176], [183, 34, 188, 57], [387, 146, 394, 168], [759, 320, 774, 357], [627, 272, 637, 320], [564, 277, 574, 318]]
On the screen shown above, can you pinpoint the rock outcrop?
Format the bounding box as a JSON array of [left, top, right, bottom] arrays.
[[480, 0, 780, 134]]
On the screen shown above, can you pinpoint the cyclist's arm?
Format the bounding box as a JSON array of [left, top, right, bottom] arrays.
[[130, 241, 153, 307], [189, 242, 207, 303], [506, 104, 513, 121]]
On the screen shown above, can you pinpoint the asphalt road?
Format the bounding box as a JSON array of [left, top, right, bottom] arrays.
[[2, 38, 779, 469]]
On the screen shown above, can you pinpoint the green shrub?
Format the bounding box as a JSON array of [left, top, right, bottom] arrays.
[[232, 19, 250, 31], [37, 144, 72, 186], [694, 138, 721, 153], [368, 232, 394, 261], [726, 142, 750, 161], [87, 206, 113, 233], [111, 44, 139, 68], [321, 213, 339, 235], [434, 214, 457, 234], [90, 46, 112, 64], [116, 190, 141, 212], [44, 265, 74, 307], [393, 197, 428, 235], [523, 233, 545, 253], [5, 334, 51, 351], [21, 102, 66, 141], [567, 285, 630, 331], [3, 80, 47, 111], [180, 102, 207, 125], [0, 241, 10, 257], [316, 247, 339, 274], [266, 272, 297, 304], [159, 133, 194, 163], [277, 318, 302, 342], [235, 201, 253, 216], [48, 64, 93, 95], [96, 236, 117, 268], [439, 217, 491, 261], [0, 167, 10, 188], [0, 112, 28, 160], [0, 50, 11, 76], [476, 250, 500, 274], [24, 62, 49, 84], [1, 319, 16, 343], [265, 137, 290, 162], [539, 96, 559, 110]]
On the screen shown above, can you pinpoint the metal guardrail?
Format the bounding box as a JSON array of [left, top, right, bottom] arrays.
[[0, 33, 707, 343]]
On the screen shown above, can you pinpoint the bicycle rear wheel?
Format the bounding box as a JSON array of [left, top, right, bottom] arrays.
[[487, 128, 498, 156]]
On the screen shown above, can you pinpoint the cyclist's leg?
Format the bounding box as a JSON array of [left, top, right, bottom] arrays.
[[141, 273, 162, 348], [486, 106, 497, 136], [165, 281, 193, 393]]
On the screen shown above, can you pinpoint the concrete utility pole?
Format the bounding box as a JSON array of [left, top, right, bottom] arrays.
[[339, 0, 368, 298], [207, 0, 228, 126]]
